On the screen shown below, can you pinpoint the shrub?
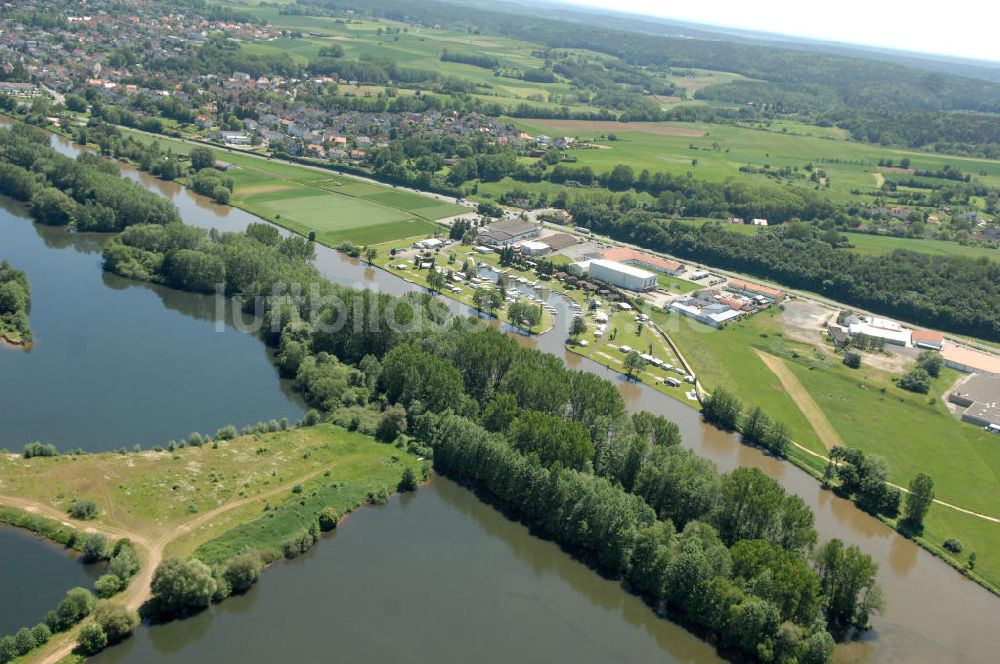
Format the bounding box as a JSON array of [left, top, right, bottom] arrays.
[[0, 636, 17, 663], [12, 628, 35, 656], [81, 532, 108, 562], [224, 551, 263, 593], [318, 507, 339, 532], [898, 368, 930, 394], [30, 624, 50, 646], [943, 538, 963, 554], [214, 425, 237, 441], [92, 603, 139, 644], [108, 543, 140, 581], [68, 499, 98, 521], [281, 530, 317, 559], [47, 588, 95, 632], [94, 574, 124, 598], [366, 488, 390, 505], [23, 441, 58, 458], [77, 623, 107, 656], [303, 409, 321, 426], [188, 432, 204, 447], [150, 558, 217, 616], [397, 467, 418, 492], [843, 351, 862, 369]]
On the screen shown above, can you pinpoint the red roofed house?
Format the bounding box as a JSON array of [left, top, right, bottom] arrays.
[[602, 247, 685, 276], [911, 330, 945, 351]]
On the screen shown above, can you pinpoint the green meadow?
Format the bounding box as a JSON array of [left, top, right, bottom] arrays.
[[120, 129, 462, 245], [659, 306, 1000, 588]]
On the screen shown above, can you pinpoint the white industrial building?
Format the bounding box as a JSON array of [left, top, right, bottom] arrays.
[[846, 315, 912, 347], [670, 295, 743, 328], [518, 240, 550, 256], [573, 259, 657, 291]]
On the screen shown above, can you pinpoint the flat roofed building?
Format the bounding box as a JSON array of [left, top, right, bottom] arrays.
[[519, 240, 550, 256], [602, 247, 685, 276], [670, 295, 743, 328], [477, 219, 539, 246], [948, 373, 1000, 430], [848, 318, 912, 347], [541, 232, 578, 252], [726, 279, 785, 303], [942, 345, 1000, 377], [912, 330, 946, 350], [586, 259, 657, 292]]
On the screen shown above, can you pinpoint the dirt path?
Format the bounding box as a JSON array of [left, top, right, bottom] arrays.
[[753, 349, 845, 451], [1, 466, 331, 664]]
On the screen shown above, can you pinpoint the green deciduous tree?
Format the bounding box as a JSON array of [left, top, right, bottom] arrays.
[[902, 473, 934, 530], [150, 557, 217, 616]]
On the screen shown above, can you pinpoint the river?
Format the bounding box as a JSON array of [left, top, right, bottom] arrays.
[[1, 122, 998, 663]]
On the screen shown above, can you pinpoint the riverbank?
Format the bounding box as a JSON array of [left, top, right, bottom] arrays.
[[0, 260, 33, 351], [0, 424, 422, 663], [4, 116, 1000, 664]]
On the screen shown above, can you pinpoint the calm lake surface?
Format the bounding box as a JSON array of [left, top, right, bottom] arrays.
[[0, 197, 305, 451], [88, 478, 721, 664], [0, 525, 102, 636], [1, 122, 998, 663]]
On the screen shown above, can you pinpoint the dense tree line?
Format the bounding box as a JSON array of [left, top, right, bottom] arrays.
[[0, 261, 32, 345], [563, 208, 1000, 340], [100, 214, 888, 660], [0, 125, 179, 231]]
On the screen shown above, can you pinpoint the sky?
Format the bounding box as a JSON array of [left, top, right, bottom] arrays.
[[560, 0, 1000, 63]]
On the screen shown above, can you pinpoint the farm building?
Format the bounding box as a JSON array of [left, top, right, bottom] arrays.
[[601, 247, 685, 276], [477, 219, 540, 246], [574, 259, 657, 292], [941, 345, 1000, 377], [911, 330, 945, 351], [670, 295, 743, 328], [725, 279, 786, 303], [413, 238, 443, 249], [948, 373, 1000, 432]]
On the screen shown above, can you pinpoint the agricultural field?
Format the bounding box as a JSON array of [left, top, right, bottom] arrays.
[[235, 4, 603, 113], [843, 232, 1000, 260], [660, 304, 1000, 587], [120, 129, 463, 245], [509, 118, 1000, 202]]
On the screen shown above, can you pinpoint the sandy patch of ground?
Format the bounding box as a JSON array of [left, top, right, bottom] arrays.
[[237, 184, 296, 196], [878, 166, 916, 174], [780, 300, 836, 345], [872, 172, 885, 187], [525, 118, 706, 137], [754, 349, 845, 451]]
